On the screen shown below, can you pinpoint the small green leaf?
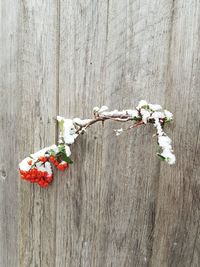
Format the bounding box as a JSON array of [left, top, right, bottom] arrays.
[[60, 152, 73, 164], [164, 118, 172, 123], [58, 119, 65, 136], [157, 153, 165, 161], [142, 104, 150, 110], [58, 144, 65, 152], [131, 116, 141, 121], [49, 149, 56, 156]]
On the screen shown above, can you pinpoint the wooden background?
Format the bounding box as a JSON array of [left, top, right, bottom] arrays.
[[0, 0, 200, 266]]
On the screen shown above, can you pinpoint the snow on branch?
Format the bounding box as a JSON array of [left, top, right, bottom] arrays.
[[19, 100, 175, 188]]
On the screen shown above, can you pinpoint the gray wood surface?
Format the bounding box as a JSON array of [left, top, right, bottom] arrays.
[[0, 0, 200, 266]]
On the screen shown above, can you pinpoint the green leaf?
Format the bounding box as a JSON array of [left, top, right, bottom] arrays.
[[56, 144, 73, 163], [60, 151, 73, 164], [58, 119, 65, 136], [131, 116, 141, 121], [58, 144, 65, 152], [49, 149, 56, 156], [164, 118, 172, 123], [157, 153, 166, 161], [142, 104, 150, 110]]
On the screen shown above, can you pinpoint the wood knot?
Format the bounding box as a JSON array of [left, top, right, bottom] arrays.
[[0, 169, 7, 180]]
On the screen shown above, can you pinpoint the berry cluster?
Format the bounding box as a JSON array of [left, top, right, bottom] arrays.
[[49, 156, 69, 171], [19, 144, 72, 188], [20, 168, 53, 188]]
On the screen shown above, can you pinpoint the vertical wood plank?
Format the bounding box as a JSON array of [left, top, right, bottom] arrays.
[[57, 0, 174, 266], [57, 1, 110, 266], [0, 1, 19, 266], [17, 0, 59, 266], [151, 1, 200, 266]]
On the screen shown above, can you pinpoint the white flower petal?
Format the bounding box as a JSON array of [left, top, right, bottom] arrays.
[[31, 146, 55, 159], [149, 104, 162, 111], [99, 106, 109, 113], [161, 149, 176, 164], [164, 110, 173, 120], [93, 107, 99, 113], [151, 111, 165, 119], [137, 100, 148, 109], [126, 109, 139, 118], [19, 157, 32, 171], [57, 116, 65, 122], [50, 144, 59, 154], [141, 109, 151, 124], [158, 136, 172, 148], [36, 161, 52, 175], [62, 119, 77, 144], [65, 145, 71, 157]]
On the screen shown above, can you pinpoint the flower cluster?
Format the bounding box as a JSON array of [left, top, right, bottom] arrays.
[[92, 100, 175, 164], [136, 100, 175, 164], [19, 144, 73, 187], [19, 100, 176, 188]]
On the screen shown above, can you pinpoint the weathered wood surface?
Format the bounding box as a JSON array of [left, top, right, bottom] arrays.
[[0, 0, 200, 266]]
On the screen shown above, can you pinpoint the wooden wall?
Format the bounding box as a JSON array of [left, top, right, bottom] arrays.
[[0, 0, 200, 266]]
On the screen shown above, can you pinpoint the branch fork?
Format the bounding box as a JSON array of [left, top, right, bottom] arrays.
[[19, 100, 176, 188]]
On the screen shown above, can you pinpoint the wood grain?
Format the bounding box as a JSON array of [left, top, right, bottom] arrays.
[[16, 0, 59, 266], [0, 0, 200, 266], [0, 1, 19, 266]]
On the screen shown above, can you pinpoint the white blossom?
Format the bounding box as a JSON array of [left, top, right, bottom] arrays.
[[154, 119, 163, 135], [57, 116, 64, 122], [30, 145, 58, 159], [57, 116, 78, 144], [19, 157, 32, 172], [151, 111, 165, 119], [140, 109, 151, 124], [102, 109, 127, 116], [98, 106, 109, 113], [50, 144, 59, 154], [93, 107, 100, 113], [148, 104, 162, 111], [126, 109, 139, 118], [137, 100, 148, 109], [164, 110, 173, 121], [65, 145, 71, 157], [158, 136, 172, 149], [160, 149, 176, 165], [63, 119, 78, 144], [154, 118, 176, 164], [36, 161, 52, 175], [73, 118, 92, 126]]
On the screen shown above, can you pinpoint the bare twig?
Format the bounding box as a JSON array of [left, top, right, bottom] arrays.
[[74, 114, 142, 135]]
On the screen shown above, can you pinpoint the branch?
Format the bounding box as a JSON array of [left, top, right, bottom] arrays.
[[19, 100, 176, 188]]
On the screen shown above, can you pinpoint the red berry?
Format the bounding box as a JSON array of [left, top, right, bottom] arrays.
[[63, 163, 69, 169], [43, 182, 49, 188], [49, 156, 55, 163], [28, 160, 32, 165], [46, 175, 53, 183], [26, 174, 31, 180], [32, 169, 37, 175], [56, 164, 63, 171], [54, 161, 59, 167], [38, 180, 44, 187], [38, 156, 47, 163]]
